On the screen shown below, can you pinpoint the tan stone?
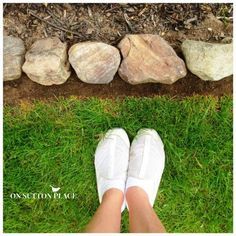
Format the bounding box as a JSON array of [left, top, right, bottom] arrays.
[[118, 34, 187, 84], [22, 37, 71, 86], [69, 42, 120, 84], [4, 36, 25, 81]]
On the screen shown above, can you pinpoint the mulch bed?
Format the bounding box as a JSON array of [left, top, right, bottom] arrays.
[[3, 3, 233, 104]]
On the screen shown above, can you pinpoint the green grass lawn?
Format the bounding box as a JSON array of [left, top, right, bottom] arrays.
[[3, 96, 233, 233]]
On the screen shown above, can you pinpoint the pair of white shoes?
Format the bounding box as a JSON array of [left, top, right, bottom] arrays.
[[95, 128, 165, 211]]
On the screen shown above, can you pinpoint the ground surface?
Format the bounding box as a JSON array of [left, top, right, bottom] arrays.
[[3, 3, 233, 233], [4, 96, 233, 233], [3, 3, 233, 103], [3, 73, 233, 105]]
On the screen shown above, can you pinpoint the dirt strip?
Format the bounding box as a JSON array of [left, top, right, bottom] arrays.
[[4, 72, 232, 105]]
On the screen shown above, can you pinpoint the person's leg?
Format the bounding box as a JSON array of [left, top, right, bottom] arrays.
[[85, 189, 123, 232], [126, 186, 166, 233], [126, 128, 166, 233], [85, 128, 130, 233]]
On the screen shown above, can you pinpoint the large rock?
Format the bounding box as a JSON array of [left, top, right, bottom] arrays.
[[22, 37, 71, 86], [181, 40, 233, 81], [69, 42, 120, 84], [118, 34, 187, 85], [4, 36, 25, 81]]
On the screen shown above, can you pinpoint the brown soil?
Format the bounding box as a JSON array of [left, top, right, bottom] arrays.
[[4, 73, 232, 105], [3, 3, 233, 105]]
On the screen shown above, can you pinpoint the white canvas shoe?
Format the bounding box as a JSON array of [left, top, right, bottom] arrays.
[[126, 128, 165, 207], [95, 128, 130, 211]]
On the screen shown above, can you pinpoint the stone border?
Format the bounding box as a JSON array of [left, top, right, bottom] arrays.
[[3, 34, 233, 86]]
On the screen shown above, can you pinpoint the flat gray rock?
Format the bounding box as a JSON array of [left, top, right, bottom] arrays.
[[4, 36, 25, 81], [69, 42, 120, 84], [22, 37, 71, 86], [181, 40, 233, 81]]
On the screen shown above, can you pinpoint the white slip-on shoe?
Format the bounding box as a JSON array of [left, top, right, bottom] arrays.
[[126, 128, 165, 207], [95, 128, 130, 212]]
